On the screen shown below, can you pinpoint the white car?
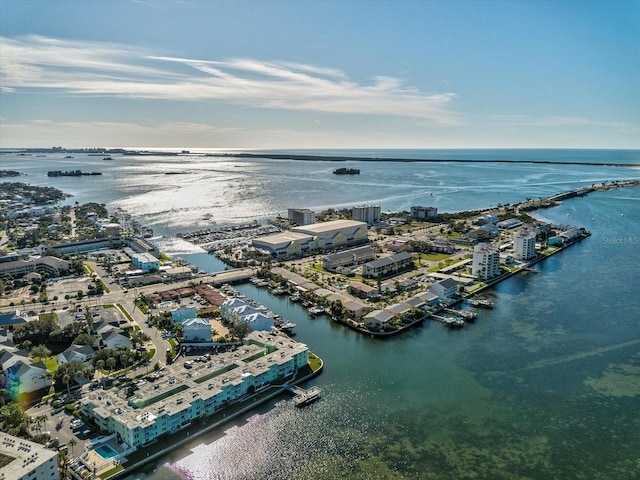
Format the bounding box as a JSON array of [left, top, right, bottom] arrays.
[[70, 420, 84, 430]]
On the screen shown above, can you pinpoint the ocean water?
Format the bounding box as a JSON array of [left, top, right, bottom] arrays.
[[2, 149, 640, 479], [1, 148, 638, 254]]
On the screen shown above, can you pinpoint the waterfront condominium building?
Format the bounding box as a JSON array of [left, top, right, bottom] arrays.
[[80, 331, 309, 449], [514, 229, 537, 261], [0, 433, 60, 480], [287, 208, 316, 226], [472, 242, 501, 280], [352, 205, 381, 225], [410, 206, 438, 220]]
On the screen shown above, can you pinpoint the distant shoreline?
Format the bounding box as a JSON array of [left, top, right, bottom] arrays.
[[6, 148, 640, 168], [206, 152, 640, 168]]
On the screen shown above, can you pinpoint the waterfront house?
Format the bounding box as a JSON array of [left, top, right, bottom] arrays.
[[348, 281, 378, 299], [342, 300, 369, 319], [430, 278, 459, 301], [413, 290, 440, 308], [363, 309, 395, 327], [239, 312, 274, 332]]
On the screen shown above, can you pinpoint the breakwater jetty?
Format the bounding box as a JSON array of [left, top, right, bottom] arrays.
[[209, 152, 640, 168]]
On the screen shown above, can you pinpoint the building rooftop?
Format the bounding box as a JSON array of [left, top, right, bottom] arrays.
[[81, 331, 307, 430], [0, 433, 58, 480]]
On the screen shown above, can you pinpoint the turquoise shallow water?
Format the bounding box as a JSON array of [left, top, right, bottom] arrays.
[[2, 149, 639, 478]]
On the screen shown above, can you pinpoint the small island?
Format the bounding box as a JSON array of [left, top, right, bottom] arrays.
[[0, 170, 21, 177], [47, 170, 103, 177], [333, 167, 360, 175]]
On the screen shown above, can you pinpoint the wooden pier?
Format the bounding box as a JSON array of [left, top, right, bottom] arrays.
[[286, 385, 322, 407], [430, 314, 465, 328]]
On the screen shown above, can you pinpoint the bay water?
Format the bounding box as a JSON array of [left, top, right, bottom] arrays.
[[1, 149, 639, 479]]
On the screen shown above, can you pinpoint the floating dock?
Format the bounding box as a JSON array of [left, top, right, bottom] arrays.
[[431, 314, 465, 328], [286, 385, 322, 407]]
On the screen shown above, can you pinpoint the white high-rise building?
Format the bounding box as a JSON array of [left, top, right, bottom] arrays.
[[514, 229, 537, 261], [352, 205, 381, 225], [472, 242, 501, 280], [410, 206, 438, 219], [287, 208, 316, 226]]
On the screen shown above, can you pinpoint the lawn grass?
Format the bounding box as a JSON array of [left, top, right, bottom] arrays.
[[99, 465, 124, 479], [116, 304, 134, 322], [44, 355, 58, 373], [419, 252, 451, 262], [308, 352, 323, 372]]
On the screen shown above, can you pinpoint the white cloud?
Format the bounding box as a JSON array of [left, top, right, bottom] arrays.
[[484, 114, 629, 129], [0, 35, 457, 123]]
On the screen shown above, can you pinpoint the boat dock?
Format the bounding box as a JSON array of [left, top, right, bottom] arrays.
[[285, 385, 322, 407], [430, 314, 465, 328], [467, 298, 494, 308], [444, 308, 477, 321]]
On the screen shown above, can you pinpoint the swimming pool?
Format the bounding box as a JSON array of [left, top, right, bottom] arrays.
[[95, 444, 118, 460]]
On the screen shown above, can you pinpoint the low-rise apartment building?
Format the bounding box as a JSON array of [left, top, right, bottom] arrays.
[[0, 433, 59, 480], [80, 332, 309, 449]]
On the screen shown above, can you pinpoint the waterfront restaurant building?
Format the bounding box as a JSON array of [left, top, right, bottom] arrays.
[[514, 229, 537, 261], [80, 332, 309, 449], [472, 242, 501, 280]]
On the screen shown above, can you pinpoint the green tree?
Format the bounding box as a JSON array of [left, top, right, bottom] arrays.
[[30, 344, 51, 361], [68, 438, 77, 457], [106, 357, 116, 373], [32, 414, 48, 435], [62, 373, 71, 397], [20, 339, 33, 353], [0, 402, 31, 437], [95, 359, 105, 372], [130, 330, 150, 349]]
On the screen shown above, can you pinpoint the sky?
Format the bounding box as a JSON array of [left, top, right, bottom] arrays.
[[1, 0, 639, 149]]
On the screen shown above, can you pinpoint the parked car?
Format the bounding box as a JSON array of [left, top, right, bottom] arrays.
[[70, 420, 85, 430]]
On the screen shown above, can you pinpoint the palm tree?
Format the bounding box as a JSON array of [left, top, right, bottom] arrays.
[[106, 357, 117, 374], [57, 450, 69, 479], [96, 359, 105, 373], [62, 373, 71, 397], [21, 339, 33, 354], [33, 414, 48, 435], [68, 438, 77, 458]]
